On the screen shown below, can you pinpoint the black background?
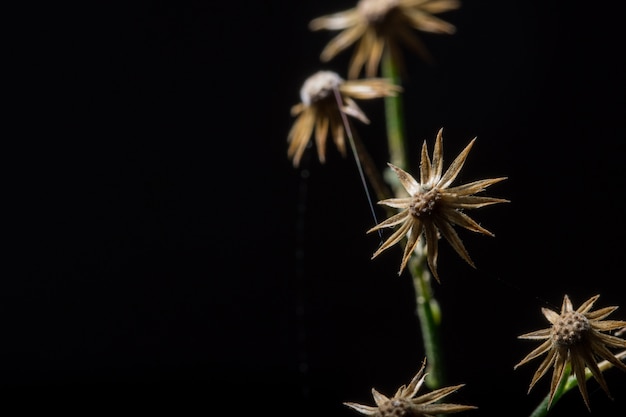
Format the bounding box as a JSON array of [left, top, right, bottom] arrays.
[[7, 0, 626, 415]]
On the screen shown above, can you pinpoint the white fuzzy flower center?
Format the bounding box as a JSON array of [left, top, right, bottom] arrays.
[[300, 71, 344, 106]]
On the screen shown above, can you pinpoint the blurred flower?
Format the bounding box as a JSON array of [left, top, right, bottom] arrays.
[[288, 70, 401, 167], [367, 128, 507, 281], [515, 294, 626, 411], [310, 0, 461, 79], [344, 358, 476, 416]]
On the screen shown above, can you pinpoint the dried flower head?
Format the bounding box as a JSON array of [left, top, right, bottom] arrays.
[[288, 70, 401, 167], [344, 358, 476, 416], [367, 128, 507, 281], [514, 294, 626, 411], [310, 0, 461, 79]]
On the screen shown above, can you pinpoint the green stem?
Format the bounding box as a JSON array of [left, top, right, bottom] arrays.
[[528, 350, 626, 417], [409, 251, 444, 389], [381, 48, 444, 389]]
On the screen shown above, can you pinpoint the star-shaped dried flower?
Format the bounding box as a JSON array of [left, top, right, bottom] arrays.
[[310, 0, 461, 79], [514, 294, 626, 411], [367, 128, 507, 281], [288, 70, 401, 167], [344, 358, 476, 416]]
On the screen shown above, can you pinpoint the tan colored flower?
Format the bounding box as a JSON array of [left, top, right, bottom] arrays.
[[287, 70, 401, 167], [514, 294, 626, 411], [367, 128, 507, 281], [344, 358, 476, 416], [310, 0, 461, 79]]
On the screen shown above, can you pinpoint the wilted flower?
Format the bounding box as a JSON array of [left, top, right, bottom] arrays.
[[310, 0, 461, 79], [344, 358, 476, 416], [367, 128, 507, 281], [514, 294, 626, 411], [288, 70, 401, 167]]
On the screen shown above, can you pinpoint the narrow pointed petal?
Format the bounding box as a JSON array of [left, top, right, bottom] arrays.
[[309, 10, 360, 31], [371, 388, 390, 407], [423, 223, 441, 282], [517, 328, 552, 340], [420, 140, 432, 184], [367, 210, 411, 232], [314, 115, 330, 163], [438, 138, 476, 189], [541, 308, 561, 324], [569, 352, 591, 411], [562, 295, 573, 314], [547, 353, 568, 408], [441, 209, 494, 236], [590, 318, 626, 331], [577, 295, 600, 313], [371, 220, 413, 259], [445, 177, 508, 196], [400, 227, 422, 275], [412, 384, 465, 405], [388, 163, 421, 195], [435, 218, 475, 268], [514, 339, 552, 369], [319, 24, 367, 62], [343, 402, 379, 415], [287, 110, 316, 167], [585, 306, 618, 321], [441, 194, 510, 209], [377, 197, 413, 209]]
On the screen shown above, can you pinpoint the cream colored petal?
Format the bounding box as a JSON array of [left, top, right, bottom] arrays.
[[591, 319, 626, 331], [548, 352, 568, 408], [340, 79, 402, 98], [441, 194, 510, 209], [595, 332, 626, 349], [516, 328, 551, 340], [592, 339, 626, 371], [371, 388, 390, 407], [403, 8, 457, 34], [400, 225, 422, 275], [309, 9, 361, 31], [445, 177, 508, 196], [365, 36, 386, 78], [413, 384, 465, 405], [434, 218, 474, 268], [438, 138, 476, 189], [404, 360, 427, 399], [419, 140, 433, 185], [348, 28, 376, 79], [541, 307, 561, 325], [368, 209, 411, 232], [314, 115, 330, 164], [431, 128, 444, 182], [586, 306, 619, 321], [526, 346, 557, 393], [441, 208, 494, 236], [423, 222, 441, 282], [514, 339, 552, 369], [377, 197, 412, 209], [287, 109, 316, 167], [319, 24, 368, 62], [415, 0, 461, 14], [414, 403, 477, 414], [562, 294, 574, 314], [388, 163, 421, 195], [330, 113, 347, 157], [579, 346, 611, 402], [576, 294, 599, 313], [343, 402, 379, 415], [371, 219, 413, 258], [290, 102, 305, 116], [394, 22, 433, 64], [569, 351, 591, 410], [342, 97, 370, 124]]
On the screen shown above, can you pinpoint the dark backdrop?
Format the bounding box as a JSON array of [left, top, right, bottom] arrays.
[[7, 1, 625, 416]]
